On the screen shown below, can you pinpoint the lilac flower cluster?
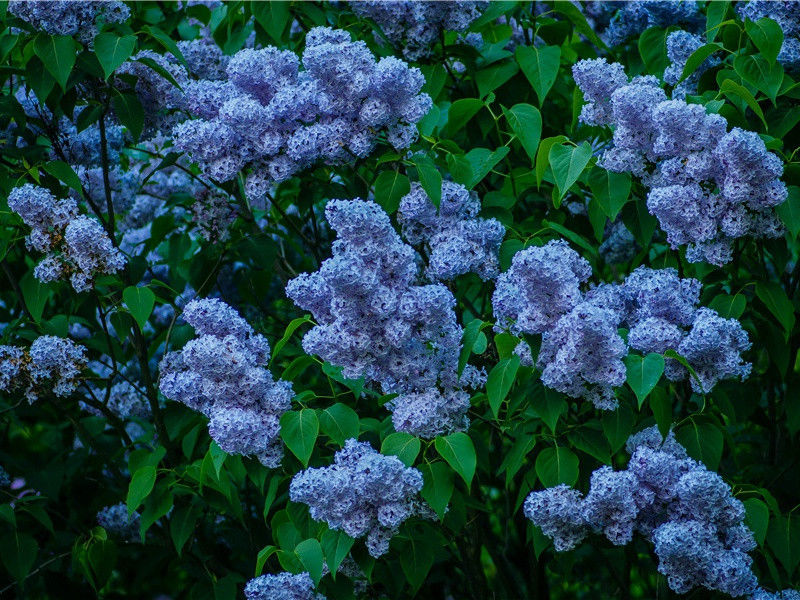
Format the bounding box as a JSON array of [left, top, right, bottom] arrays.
[[753, 590, 800, 600], [0, 466, 9, 488], [8, 0, 130, 43], [244, 572, 324, 600], [587, 0, 704, 47], [598, 220, 637, 264], [287, 199, 480, 437], [493, 241, 750, 406], [173, 27, 431, 184], [289, 439, 424, 557], [663, 30, 720, 99], [350, 1, 487, 60], [525, 427, 761, 597], [0, 336, 87, 403], [738, 1, 800, 72], [158, 298, 293, 467], [573, 59, 786, 265], [97, 503, 141, 541], [8, 184, 126, 292], [81, 381, 151, 421], [397, 182, 505, 282]]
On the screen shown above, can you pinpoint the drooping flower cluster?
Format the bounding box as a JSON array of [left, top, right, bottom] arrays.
[[287, 199, 479, 437], [397, 182, 505, 281], [663, 30, 720, 99], [244, 572, 325, 600], [350, 1, 487, 60], [738, 1, 800, 72], [573, 59, 786, 265], [172, 26, 431, 184], [290, 439, 425, 558], [8, 0, 130, 42], [525, 427, 761, 597], [97, 503, 141, 541], [7, 184, 126, 292], [585, 0, 704, 47], [0, 336, 87, 403], [158, 298, 293, 467], [493, 241, 751, 407]]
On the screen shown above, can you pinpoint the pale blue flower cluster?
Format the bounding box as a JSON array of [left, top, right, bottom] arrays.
[[81, 381, 151, 421], [289, 439, 424, 557], [350, 1, 487, 60], [8, 0, 130, 42], [397, 182, 505, 282], [0, 336, 87, 403], [244, 572, 324, 600], [287, 199, 482, 437], [8, 184, 126, 292], [525, 427, 762, 597], [598, 220, 637, 264], [573, 59, 786, 265], [97, 503, 141, 541], [0, 465, 9, 488], [663, 30, 720, 99], [494, 241, 751, 406], [173, 26, 431, 183], [752, 589, 800, 600], [588, 0, 703, 47], [158, 298, 293, 467], [738, 1, 800, 72]]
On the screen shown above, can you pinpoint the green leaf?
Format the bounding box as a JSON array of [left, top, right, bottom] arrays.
[[381, 432, 421, 467], [745, 17, 784, 64], [319, 403, 359, 446], [445, 98, 483, 135], [638, 27, 669, 76], [448, 147, 510, 189], [143, 25, 188, 68], [720, 79, 767, 130], [551, 2, 607, 49], [549, 142, 593, 206], [516, 45, 561, 106], [568, 427, 612, 465], [251, 0, 291, 42], [111, 90, 144, 140], [486, 355, 520, 418], [43, 160, 83, 195], [139, 479, 173, 538], [280, 409, 319, 467], [535, 135, 567, 187], [123, 286, 155, 332], [127, 465, 157, 515], [254, 545, 278, 577], [532, 387, 568, 434], [33, 34, 76, 90], [535, 446, 579, 487], [588, 168, 631, 220], [435, 432, 477, 488], [87, 538, 116, 589], [777, 186, 800, 239], [294, 539, 324, 585], [458, 318, 490, 377], [755, 281, 795, 336], [420, 462, 454, 520], [767, 514, 800, 576], [743, 498, 769, 546], [602, 405, 634, 454], [625, 353, 665, 409], [476, 60, 519, 98], [648, 387, 672, 438], [498, 430, 536, 486], [0, 532, 37, 581], [320, 529, 354, 578], [373, 170, 410, 215], [93, 33, 136, 79], [678, 43, 721, 84], [270, 315, 312, 365], [208, 441, 226, 478], [399, 535, 435, 592], [734, 54, 783, 101], [20, 272, 50, 322], [706, 1, 730, 42], [675, 419, 723, 470], [170, 505, 199, 556], [412, 154, 442, 208], [503, 103, 542, 163], [708, 294, 746, 319]]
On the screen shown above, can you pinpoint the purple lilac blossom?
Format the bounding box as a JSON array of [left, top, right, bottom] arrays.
[[738, 1, 800, 72], [81, 381, 151, 420], [158, 298, 293, 467], [752, 590, 800, 600], [172, 26, 431, 184], [526, 426, 760, 597], [286, 199, 479, 437], [244, 572, 324, 600], [663, 30, 719, 99], [97, 503, 141, 541], [0, 336, 87, 403], [350, 1, 487, 60], [397, 182, 505, 281], [0, 466, 9, 488], [598, 220, 637, 264], [573, 60, 787, 265], [597, 1, 703, 47], [289, 439, 424, 558], [8, 1, 130, 43]]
